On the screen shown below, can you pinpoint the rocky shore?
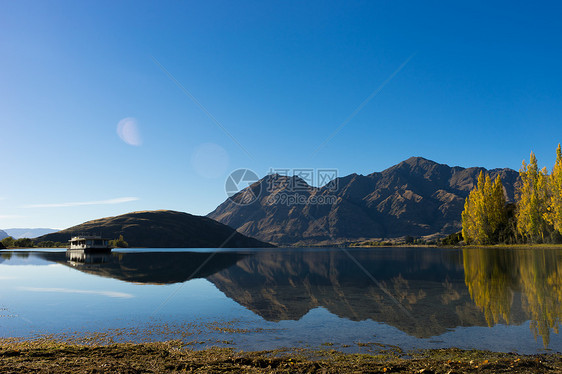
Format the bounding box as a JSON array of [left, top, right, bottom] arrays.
[[1, 339, 560, 373]]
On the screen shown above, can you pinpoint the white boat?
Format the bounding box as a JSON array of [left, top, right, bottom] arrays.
[[68, 235, 112, 252]]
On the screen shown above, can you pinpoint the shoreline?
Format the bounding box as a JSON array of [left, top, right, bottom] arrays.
[[1, 339, 560, 373]]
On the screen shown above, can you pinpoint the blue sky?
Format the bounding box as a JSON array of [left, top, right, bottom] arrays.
[[1, 0, 562, 229]]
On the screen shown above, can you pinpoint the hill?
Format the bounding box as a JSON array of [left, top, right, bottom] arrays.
[[37, 210, 273, 248], [0, 230, 8, 240], [208, 157, 520, 245]]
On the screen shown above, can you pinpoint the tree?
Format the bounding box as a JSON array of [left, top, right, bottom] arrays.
[[547, 144, 562, 235], [462, 171, 508, 244], [462, 172, 485, 244], [1, 236, 14, 248], [488, 174, 508, 238], [516, 152, 551, 242], [110, 235, 128, 248], [14, 238, 34, 248], [441, 231, 463, 246]]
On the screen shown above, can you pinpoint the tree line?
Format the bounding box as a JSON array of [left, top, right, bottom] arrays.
[[462, 144, 562, 245], [0, 235, 128, 249]]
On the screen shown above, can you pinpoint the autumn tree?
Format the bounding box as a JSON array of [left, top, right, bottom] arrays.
[[462, 171, 508, 244], [110, 235, 128, 248], [546, 144, 562, 236], [516, 152, 551, 242]]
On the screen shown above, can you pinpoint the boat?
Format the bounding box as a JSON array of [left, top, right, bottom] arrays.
[[68, 234, 112, 252]]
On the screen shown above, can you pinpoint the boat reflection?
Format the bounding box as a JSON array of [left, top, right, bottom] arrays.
[[66, 249, 111, 265]]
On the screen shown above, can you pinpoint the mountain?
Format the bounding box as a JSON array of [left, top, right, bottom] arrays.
[[3, 228, 58, 239], [0, 229, 8, 240], [36, 210, 273, 248], [208, 157, 520, 245]]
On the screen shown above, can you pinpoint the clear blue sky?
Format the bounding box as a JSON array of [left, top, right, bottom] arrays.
[[1, 0, 562, 229]]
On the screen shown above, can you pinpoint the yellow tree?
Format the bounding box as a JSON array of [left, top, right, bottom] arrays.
[[488, 175, 507, 239], [462, 171, 507, 244], [547, 144, 562, 234], [516, 152, 550, 242], [462, 171, 485, 244]]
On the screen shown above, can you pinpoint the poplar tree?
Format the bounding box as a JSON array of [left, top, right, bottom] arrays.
[[489, 175, 508, 239], [462, 171, 507, 244], [462, 172, 484, 244], [516, 152, 550, 242], [547, 144, 562, 234]]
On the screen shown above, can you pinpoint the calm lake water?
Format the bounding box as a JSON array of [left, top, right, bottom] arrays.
[[1, 247, 562, 354]]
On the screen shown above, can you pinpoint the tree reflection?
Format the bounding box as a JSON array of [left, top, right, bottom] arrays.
[[463, 248, 562, 346]]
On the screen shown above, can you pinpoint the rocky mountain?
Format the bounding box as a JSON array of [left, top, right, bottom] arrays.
[[37, 210, 273, 248], [4, 228, 58, 239], [208, 157, 520, 245]]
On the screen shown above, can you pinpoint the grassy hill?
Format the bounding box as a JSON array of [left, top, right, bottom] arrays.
[[37, 210, 273, 248]]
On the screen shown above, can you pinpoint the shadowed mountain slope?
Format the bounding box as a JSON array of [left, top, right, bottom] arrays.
[[208, 157, 520, 245], [37, 210, 273, 248]]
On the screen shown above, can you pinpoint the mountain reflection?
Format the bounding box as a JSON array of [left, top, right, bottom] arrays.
[[27, 247, 562, 345], [463, 248, 562, 346], [37, 251, 248, 284], [207, 249, 492, 338]]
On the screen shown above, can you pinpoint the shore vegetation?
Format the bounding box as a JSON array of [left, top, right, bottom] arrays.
[[462, 144, 562, 245]]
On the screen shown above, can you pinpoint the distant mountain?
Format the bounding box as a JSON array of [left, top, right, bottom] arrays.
[[208, 157, 520, 245], [0, 229, 8, 240], [37, 210, 273, 248], [4, 228, 58, 239]]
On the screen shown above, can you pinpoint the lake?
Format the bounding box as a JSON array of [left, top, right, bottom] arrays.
[[1, 247, 561, 354]]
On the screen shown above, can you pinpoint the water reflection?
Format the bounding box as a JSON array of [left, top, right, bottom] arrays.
[[463, 248, 562, 346], [67, 250, 111, 265], [37, 250, 248, 284], [7, 247, 562, 349], [207, 249, 489, 338], [41, 248, 490, 338]]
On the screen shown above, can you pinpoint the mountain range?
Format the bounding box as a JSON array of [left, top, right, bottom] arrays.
[[37, 210, 272, 248], [2, 228, 58, 239], [208, 157, 520, 246]]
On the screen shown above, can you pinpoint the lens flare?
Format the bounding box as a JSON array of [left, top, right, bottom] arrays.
[[191, 143, 229, 179], [117, 117, 142, 146]]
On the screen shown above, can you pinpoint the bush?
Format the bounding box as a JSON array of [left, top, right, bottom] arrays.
[[442, 232, 463, 246], [110, 235, 128, 248]]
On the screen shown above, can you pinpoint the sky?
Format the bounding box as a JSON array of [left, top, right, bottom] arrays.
[[1, 0, 562, 229]]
